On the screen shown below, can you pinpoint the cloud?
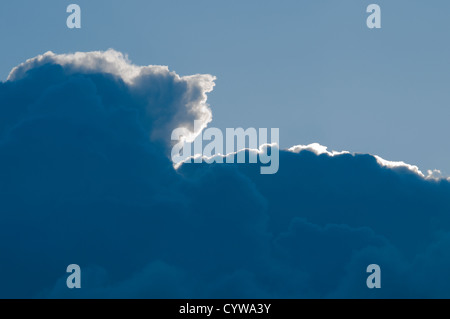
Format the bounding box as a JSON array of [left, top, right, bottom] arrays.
[[1, 50, 450, 298], [288, 143, 349, 157], [288, 143, 426, 178], [4, 49, 215, 147]]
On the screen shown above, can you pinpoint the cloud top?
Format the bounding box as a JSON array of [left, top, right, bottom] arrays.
[[1, 50, 450, 298], [6, 49, 215, 145]]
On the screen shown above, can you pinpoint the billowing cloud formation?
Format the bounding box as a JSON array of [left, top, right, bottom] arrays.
[[5, 49, 215, 146], [1, 50, 450, 298]]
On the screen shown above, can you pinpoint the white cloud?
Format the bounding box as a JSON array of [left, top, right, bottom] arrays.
[[7, 49, 216, 145], [287, 143, 447, 179], [373, 155, 424, 177], [288, 143, 349, 157]]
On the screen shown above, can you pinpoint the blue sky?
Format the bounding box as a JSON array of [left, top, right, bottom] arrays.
[[2, 0, 450, 174]]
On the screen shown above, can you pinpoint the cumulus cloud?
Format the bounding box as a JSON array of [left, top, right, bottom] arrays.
[[1, 50, 450, 298], [288, 143, 426, 178], [4, 49, 215, 147], [288, 143, 349, 157]]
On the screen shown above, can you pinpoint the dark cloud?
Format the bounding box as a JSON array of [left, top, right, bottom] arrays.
[[1, 50, 450, 298]]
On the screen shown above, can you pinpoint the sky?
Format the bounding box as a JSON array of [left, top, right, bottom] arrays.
[[1, 0, 450, 174], [2, 1, 450, 299]]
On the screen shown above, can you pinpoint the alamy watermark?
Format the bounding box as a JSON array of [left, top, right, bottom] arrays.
[[366, 264, 381, 289], [65, 4, 381, 30], [66, 264, 81, 289], [66, 4, 81, 29], [171, 121, 279, 174]]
